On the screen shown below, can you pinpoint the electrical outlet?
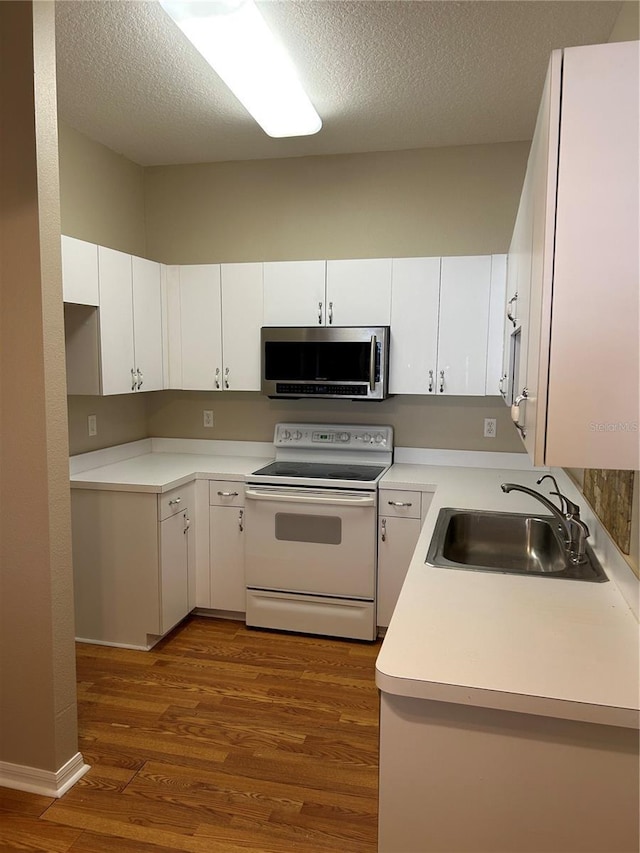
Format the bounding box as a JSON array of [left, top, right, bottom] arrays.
[[203, 410, 214, 428], [87, 414, 97, 437], [483, 418, 497, 439]]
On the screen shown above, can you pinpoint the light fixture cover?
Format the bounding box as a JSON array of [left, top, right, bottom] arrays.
[[159, 0, 322, 138]]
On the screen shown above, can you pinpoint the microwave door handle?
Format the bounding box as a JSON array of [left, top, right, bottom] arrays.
[[369, 335, 377, 392]]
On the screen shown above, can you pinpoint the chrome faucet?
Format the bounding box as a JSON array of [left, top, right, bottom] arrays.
[[501, 476, 590, 565]]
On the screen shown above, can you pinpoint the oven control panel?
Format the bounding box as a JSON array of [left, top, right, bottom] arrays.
[[274, 423, 393, 450]]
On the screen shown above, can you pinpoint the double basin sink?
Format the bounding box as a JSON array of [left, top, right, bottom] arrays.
[[427, 508, 607, 582]]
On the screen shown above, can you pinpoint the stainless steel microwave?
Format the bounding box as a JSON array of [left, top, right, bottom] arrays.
[[261, 326, 391, 400]]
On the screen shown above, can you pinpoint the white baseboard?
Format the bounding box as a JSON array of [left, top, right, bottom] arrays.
[[0, 751, 90, 798]]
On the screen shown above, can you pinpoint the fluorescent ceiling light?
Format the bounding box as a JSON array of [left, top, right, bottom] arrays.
[[159, 0, 322, 138]]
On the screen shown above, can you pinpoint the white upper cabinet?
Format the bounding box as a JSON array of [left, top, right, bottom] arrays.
[[61, 236, 99, 306], [178, 265, 222, 391], [389, 257, 440, 395], [326, 258, 392, 326], [98, 247, 136, 395], [263, 260, 326, 326], [97, 247, 164, 395], [263, 258, 391, 327], [437, 256, 492, 396], [390, 255, 499, 396], [509, 41, 638, 469], [131, 256, 163, 392], [485, 255, 507, 396], [171, 262, 263, 392], [220, 263, 263, 391]]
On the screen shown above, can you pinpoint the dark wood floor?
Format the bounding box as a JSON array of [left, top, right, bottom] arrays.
[[0, 616, 382, 852]]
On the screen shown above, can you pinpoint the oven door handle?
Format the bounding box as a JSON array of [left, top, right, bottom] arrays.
[[245, 488, 375, 507]]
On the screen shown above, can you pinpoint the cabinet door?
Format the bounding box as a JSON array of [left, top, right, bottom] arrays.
[[389, 257, 440, 394], [61, 236, 99, 306], [485, 255, 507, 396], [209, 505, 246, 612], [132, 256, 164, 392], [179, 265, 222, 391], [377, 515, 421, 628], [547, 41, 639, 469], [221, 263, 263, 391], [437, 256, 492, 395], [159, 510, 190, 634], [520, 51, 562, 462], [263, 260, 326, 326], [326, 258, 392, 326], [98, 246, 135, 395]]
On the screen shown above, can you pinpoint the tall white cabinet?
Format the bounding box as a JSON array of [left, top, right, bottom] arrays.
[[508, 40, 639, 469]]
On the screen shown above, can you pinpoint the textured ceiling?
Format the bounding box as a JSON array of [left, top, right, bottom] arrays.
[[54, 0, 621, 166]]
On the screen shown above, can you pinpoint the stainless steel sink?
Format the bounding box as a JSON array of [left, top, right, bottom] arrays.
[[426, 508, 608, 582]]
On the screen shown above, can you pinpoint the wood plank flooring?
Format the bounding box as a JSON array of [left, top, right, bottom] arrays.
[[0, 616, 382, 852]]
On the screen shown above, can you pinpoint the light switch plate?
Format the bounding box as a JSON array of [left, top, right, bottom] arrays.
[[88, 414, 97, 436], [203, 410, 214, 428]]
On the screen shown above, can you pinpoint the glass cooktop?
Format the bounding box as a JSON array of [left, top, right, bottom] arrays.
[[251, 461, 386, 482]]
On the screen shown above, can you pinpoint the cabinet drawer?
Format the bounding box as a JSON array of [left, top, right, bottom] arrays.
[[379, 490, 421, 519], [209, 480, 244, 507], [158, 486, 189, 521]]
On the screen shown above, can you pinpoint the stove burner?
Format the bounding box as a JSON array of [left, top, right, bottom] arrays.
[[251, 461, 386, 482]]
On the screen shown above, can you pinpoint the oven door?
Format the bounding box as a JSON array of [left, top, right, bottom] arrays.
[[244, 486, 376, 598]]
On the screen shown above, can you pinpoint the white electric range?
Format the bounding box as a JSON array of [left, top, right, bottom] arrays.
[[244, 423, 394, 640]]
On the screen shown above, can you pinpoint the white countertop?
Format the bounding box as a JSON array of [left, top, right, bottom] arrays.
[[70, 452, 271, 492], [376, 464, 640, 729], [69, 441, 639, 729]]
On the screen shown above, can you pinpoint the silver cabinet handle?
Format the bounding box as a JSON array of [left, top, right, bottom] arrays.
[[499, 374, 506, 395], [183, 513, 191, 533], [136, 368, 143, 390], [388, 500, 412, 507], [168, 497, 182, 506], [507, 293, 518, 327], [215, 367, 221, 389], [217, 490, 239, 497], [511, 387, 528, 438], [238, 509, 244, 532], [369, 334, 377, 392], [381, 517, 386, 542], [439, 370, 445, 393], [428, 369, 434, 393], [328, 301, 333, 324], [224, 366, 230, 389], [131, 367, 137, 391], [318, 301, 323, 324]]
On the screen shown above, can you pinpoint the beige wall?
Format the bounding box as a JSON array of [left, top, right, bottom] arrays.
[[59, 122, 149, 453], [144, 142, 529, 264], [58, 120, 146, 256], [608, 0, 640, 42], [61, 130, 530, 455], [0, 0, 78, 774], [146, 391, 524, 452], [68, 394, 149, 455]]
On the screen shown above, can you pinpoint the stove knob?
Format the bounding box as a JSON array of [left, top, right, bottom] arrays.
[[375, 433, 384, 444], [338, 432, 350, 442], [363, 433, 372, 443], [293, 430, 303, 441], [281, 429, 292, 441]]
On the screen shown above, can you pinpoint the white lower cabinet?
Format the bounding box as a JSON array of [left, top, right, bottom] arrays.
[[377, 489, 433, 629], [208, 481, 246, 613], [71, 483, 193, 649]]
